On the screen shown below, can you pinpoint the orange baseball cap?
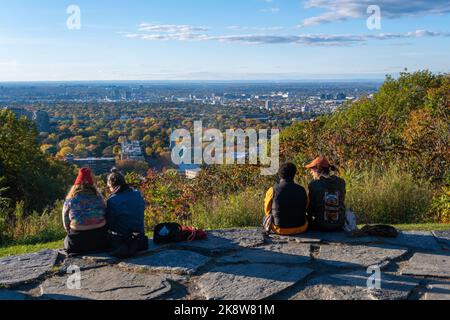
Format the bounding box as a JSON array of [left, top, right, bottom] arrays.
[[305, 157, 331, 169]]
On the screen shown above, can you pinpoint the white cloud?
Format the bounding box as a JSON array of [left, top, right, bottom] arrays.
[[0, 59, 18, 68], [227, 25, 285, 31], [301, 0, 450, 26], [260, 7, 280, 13], [138, 23, 208, 33], [124, 27, 450, 46]]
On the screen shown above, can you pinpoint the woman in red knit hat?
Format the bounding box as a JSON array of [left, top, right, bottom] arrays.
[[62, 168, 109, 255]]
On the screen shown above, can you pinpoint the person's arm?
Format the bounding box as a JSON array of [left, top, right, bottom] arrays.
[[341, 180, 347, 209], [62, 200, 71, 232], [105, 198, 116, 229], [306, 184, 312, 212], [306, 185, 314, 225], [264, 187, 274, 217]]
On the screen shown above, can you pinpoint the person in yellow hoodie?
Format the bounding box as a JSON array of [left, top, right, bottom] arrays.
[[264, 163, 308, 235]]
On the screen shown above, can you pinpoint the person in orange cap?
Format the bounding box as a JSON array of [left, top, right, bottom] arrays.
[[305, 157, 347, 231], [62, 167, 109, 255]]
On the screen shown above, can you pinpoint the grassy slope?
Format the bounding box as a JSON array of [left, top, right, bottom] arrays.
[[0, 224, 448, 258]]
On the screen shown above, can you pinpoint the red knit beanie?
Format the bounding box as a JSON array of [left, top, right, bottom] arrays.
[[74, 168, 94, 185]]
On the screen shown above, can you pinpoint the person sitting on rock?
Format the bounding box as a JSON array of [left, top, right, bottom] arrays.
[[63, 168, 109, 255], [106, 168, 148, 257], [264, 162, 309, 235], [306, 156, 346, 232]]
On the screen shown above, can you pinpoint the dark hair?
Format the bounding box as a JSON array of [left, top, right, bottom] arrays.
[[107, 168, 127, 189], [279, 162, 297, 181]]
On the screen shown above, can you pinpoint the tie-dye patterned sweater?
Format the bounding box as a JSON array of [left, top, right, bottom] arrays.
[[62, 194, 106, 231]]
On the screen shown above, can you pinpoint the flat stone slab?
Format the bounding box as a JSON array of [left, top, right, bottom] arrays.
[[291, 271, 421, 300], [432, 230, 450, 251], [279, 231, 441, 251], [302, 231, 380, 245], [316, 244, 407, 268], [197, 264, 313, 300], [40, 266, 171, 300], [269, 234, 322, 244], [402, 252, 450, 278], [0, 290, 28, 300], [120, 250, 211, 275], [81, 240, 168, 264], [423, 281, 450, 300], [218, 243, 311, 265], [173, 229, 265, 254], [0, 250, 59, 287], [81, 253, 119, 264], [383, 231, 441, 251]]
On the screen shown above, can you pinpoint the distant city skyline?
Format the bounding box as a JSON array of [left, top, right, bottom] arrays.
[[1, 0, 449, 81]]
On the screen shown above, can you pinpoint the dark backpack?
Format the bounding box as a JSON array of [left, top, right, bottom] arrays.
[[153, 223, 184, 244]]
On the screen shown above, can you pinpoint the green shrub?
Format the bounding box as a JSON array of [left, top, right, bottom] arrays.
[[190, 188, 265, 230], [343, 165, 433, 224], [0, 201, 65, 246], [429, 184, 450, 224]]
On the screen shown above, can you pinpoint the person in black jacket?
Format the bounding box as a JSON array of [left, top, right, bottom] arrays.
[[306, 157, 346, 231], [264, 163, 308, 235]]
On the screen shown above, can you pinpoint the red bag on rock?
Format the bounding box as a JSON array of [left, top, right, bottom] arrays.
[[181, 226, 208, 242]]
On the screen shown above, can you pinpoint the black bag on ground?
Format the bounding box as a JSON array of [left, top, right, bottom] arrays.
[[110, 232, 149, 259], [153, 223, 184, 244], [354, 225, 399, 238]]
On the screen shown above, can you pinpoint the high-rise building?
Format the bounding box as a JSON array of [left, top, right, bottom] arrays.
[[3, 107, 50, 133], [265, 100, 273, 110], [33, 110, 50, 133]]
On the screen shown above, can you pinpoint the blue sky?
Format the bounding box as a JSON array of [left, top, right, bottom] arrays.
[[0, 0, 449, 81]]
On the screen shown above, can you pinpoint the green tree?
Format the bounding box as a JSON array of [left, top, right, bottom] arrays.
[[0, 110, 74, 212]]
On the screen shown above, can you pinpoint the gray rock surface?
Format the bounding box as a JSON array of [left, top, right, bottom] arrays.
[[81, 253, 119, 264], [292, 271, 421, 300], [423, 281, 450, 300], [432, 230, 450, 251], [0, 290, 28, 300], [269, 234, 322, 244], [120, 250, 211, 275], [301, 231, 380, 245], [40, 266, 171, 300], [218, 243, 311, 265], [402, 252, 450, 278], [197, 264, 313, 300], [173, 229, 265, 254], [1, 229, 449, 301], [0, 250, 59, 287], [383, 231, 441, 251], [316, 244, 408, 268]]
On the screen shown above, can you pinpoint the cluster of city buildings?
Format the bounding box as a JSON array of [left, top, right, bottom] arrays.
[[120, 140, 145, 161], [64, 140, 146, 175], [65, 154, 116, 175]]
